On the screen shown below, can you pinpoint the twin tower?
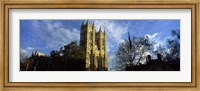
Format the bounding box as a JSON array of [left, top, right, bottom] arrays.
[[80, 20, 108, 71]]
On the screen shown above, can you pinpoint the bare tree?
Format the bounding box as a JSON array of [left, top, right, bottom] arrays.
[[113, 36, 154, 71]]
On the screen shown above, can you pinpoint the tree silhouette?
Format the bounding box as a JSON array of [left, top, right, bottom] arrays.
[[20, 41, 86, 71], [62, 41, 85, 71], [112, 29, 180, 71], [113, 36, 154, 70], [165, 29, 180, 61]]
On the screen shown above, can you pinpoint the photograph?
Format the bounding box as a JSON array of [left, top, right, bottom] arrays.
[[1, 0, 198, 90], [20, 20, 180, 71]]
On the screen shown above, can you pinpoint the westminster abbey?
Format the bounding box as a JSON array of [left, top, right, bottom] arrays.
[[80, 20, 108, 71]]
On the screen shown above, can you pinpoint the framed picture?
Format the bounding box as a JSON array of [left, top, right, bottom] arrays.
[[0, 0, 199, 91]]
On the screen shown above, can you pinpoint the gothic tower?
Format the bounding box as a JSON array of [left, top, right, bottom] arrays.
[[80, 20, 108, 71]]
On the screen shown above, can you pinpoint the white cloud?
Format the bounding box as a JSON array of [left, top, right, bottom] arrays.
[[94, 20, 128, 43], [146, 33, 159, 39], [31, 20, 80, 50], [145, 33, 163, 48], [20, 49, 28, 62], [20, 49, 28, 54], [93, 20, 129, 70], [27, 47, 34, 50], [145, 33, 170, 53], [94, 20, 128, 53]]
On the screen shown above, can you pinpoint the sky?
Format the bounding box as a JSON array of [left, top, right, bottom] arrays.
[[20, 20, 180, 70]]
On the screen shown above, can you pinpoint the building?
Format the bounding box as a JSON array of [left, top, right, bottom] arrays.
[[80, 20, 108, 71], [32, 49, 48, 57], [125, 54, 180, 71], [30, 49, 49, 71]]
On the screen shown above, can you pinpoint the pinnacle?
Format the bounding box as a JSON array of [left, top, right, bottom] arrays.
[[81, 20, 84, 26], [99, 26, 102, 32], [86, 20, 90, 24]]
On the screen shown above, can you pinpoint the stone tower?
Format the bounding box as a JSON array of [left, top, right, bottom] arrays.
[[80, 20, 108, 71]]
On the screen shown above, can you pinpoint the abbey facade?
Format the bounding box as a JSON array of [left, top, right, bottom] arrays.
[[80, 20, 108, 71]]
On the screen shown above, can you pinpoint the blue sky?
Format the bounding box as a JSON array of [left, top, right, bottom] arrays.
[[20, 20, 180, 70]]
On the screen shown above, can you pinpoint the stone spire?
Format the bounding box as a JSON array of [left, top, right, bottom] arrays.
[[35, 49, 38, 56], [35, 49, 38, 54], [81, 20, 84, 28], [99, 26, 102, 32], [32, 51, 35, 56], [128, 31, 132, 49], [92, 21, 95, 27], [86, 20, 89, 25], [81, 20, 84, 26]]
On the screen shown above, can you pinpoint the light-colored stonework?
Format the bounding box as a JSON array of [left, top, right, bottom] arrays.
[[80, 20, 108, 71]]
